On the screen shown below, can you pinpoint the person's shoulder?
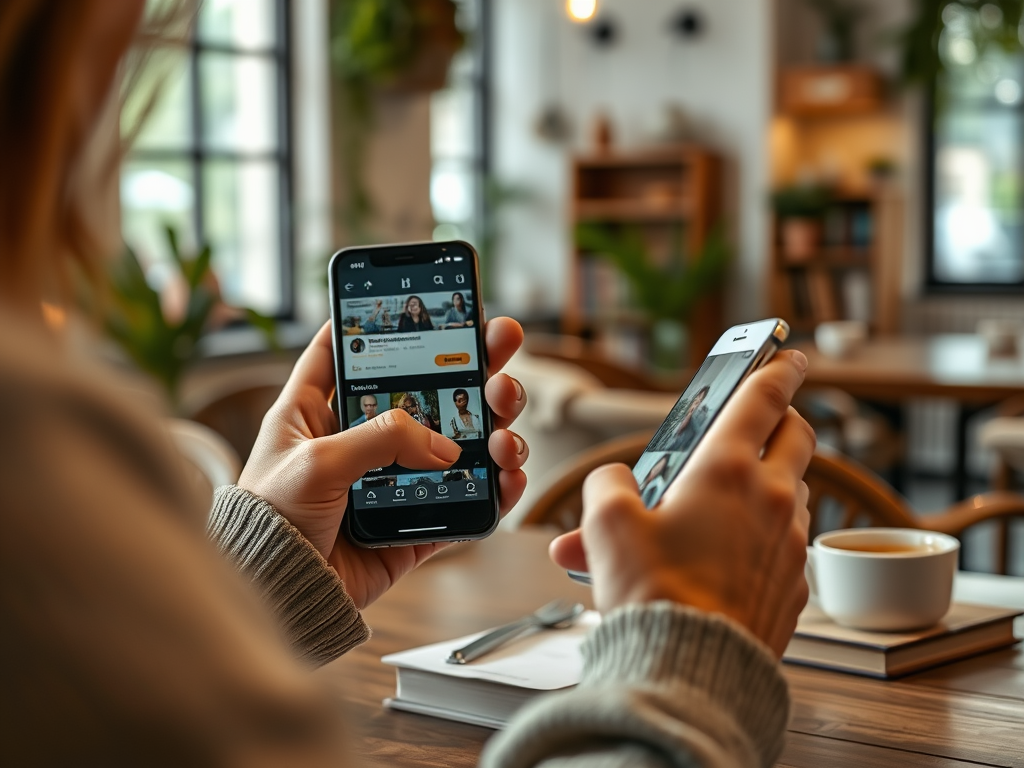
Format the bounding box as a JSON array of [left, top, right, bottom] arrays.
[[0, 315, 203, 522]]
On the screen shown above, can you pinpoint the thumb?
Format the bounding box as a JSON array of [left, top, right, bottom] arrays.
[[549, 529, 588, 572], [322, 409, 462, 486]]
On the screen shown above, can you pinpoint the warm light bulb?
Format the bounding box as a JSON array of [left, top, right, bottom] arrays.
[[566, 0, 597, 23]]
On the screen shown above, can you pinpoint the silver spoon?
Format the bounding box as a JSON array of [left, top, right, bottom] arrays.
[[446, 599, 585, 664]]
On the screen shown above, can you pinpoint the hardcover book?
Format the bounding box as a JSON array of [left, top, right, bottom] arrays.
[[381, 611, 600, 729], [783, 602, 1021, 679]]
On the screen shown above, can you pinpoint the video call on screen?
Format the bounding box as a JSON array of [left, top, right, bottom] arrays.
[[337, 259, 489, 511], [631, 350, 754, 510]]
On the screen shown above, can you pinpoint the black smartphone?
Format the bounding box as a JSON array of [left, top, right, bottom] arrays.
[[568, 318, 790, 584], [328, 241, 499, 548]]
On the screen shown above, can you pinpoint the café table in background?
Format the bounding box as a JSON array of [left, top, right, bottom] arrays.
[[797, 333, 1024, 499], [319, 528, 1024, 768]]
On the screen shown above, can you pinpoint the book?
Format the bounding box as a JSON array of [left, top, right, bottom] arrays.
[[783, 602, 1021, 679], [382, 611, 600, 729]]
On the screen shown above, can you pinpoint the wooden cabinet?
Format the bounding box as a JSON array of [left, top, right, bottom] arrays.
[[779, 65, 884, 116], [563, 146, 723, 369]]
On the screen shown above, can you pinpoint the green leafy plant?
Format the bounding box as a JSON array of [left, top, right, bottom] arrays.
[[770, 184, 832, 219], [575, 223, 730, 323], [104, 227, 277, 407], [890, 1, 1024, 88], [805, 0, 867, 62]]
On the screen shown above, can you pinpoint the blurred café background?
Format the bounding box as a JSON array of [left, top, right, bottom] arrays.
[[112, 0, 1024, 572]]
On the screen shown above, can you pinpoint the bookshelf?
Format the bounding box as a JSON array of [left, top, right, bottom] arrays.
[[770, 186, 903, 335], [770, 61, 904, 336], [564, 146, 723, 369]]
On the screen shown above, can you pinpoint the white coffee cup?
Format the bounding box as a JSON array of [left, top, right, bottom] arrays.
[[814, 320, 867, 359], [805, 528, 959, 631]]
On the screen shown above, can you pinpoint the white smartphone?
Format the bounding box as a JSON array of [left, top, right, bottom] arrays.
[[568, 318, 790, 585]]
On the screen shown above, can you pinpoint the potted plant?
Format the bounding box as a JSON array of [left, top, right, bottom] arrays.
[[102, 227, 277, 409], [575, 223, 731, 371], [770, 184, 831, 262]]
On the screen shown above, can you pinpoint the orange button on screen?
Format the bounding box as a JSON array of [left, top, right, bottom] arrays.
[[435, 353, 470, 366]]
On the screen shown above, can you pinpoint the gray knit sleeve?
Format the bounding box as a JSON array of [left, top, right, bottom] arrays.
[[207, 485, 370, 666], [482, 601, 790, 768]]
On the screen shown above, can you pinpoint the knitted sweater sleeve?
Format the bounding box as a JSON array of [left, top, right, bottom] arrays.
[[208, 485, 370, 666], [482, 602, 790, 768]]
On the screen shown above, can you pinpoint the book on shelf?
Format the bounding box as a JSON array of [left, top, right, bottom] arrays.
[[382, 611, 600, 729], [783, 602, 1021, 679], [806, 269, 840, 322]]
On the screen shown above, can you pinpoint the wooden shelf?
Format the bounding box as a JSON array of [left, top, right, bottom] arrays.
[[779, 65, 884, 117], [565, 146, 723, 369], [769, 188, 903, 334], [575, 198, 693, 221], [780, 246, 873, 269]]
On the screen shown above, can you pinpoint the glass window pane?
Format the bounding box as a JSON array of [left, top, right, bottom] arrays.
[[431, 86, 476, 160], [203, 160, 282, 314], [198, 0, 277, 50], [199, 52, 279, 153], [431, 161, 476, 223], [121, 159, 197, 271], [122, 47, 193, 151], [933, 108, 1024, 284]]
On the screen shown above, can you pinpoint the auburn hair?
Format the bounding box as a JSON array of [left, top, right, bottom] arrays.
[[0, 0, 193, 309]]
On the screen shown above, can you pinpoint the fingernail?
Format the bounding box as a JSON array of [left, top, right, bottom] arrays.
[[792, 350, 808, 371], [430, 432, 462, 463], [511, 432, 526, 455], [512, 377, 524, 401]]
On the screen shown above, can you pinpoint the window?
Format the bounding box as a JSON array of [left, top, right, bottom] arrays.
[[430, 0, 490, 247], [121, 0, 292, 316], [928, 9, 1024, 289]]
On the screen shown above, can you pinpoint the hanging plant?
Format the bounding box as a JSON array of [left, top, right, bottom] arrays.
[[890, 0, 1024, 88], [329, 0, 465, 240]]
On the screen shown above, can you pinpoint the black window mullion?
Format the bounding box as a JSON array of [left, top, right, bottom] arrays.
[[277, 0, 294, 318], [189, 29, 205, 247]]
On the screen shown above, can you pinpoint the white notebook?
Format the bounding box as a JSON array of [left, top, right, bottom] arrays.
[[381, 611, 601, 729]]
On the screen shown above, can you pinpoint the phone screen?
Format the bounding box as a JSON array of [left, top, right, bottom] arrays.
[[329, 241, 497, 545], [631, 320, 785, 510]]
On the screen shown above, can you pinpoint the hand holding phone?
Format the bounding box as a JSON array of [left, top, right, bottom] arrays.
[[550, 341, 815, 657], [237, 261, 529, 609]]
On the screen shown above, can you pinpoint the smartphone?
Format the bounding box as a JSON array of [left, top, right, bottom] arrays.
[[328, 241, 499, 547], [568, 318, 790, 584]]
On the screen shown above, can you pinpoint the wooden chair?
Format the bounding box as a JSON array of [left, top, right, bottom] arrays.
[[165, 418, 242, 502], [520, 436, 1024, 575], [518, 431, 654, 532]]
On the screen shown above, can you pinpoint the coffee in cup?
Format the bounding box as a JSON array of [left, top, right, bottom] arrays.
[[806, 528, 959, 632]]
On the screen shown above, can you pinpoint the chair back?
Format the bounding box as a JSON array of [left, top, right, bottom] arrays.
[[520, 433, 1024, 575], [187, 381, 285, 462], [518, 431, 653, 531], [165, 418, 242, 501], [804, 449, 919, 538]]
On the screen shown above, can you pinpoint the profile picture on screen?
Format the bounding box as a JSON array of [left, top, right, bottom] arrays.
[[392, 390, 441, 433], [346, 393, 387, 428], [439, 291, 475, 329], [633, 451, 685, 509], [397, 295, 434, 333], [439, 387, 483, 440]]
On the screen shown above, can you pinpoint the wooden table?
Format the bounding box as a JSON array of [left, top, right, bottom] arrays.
[[798, 334, 1024, 499], [319, 528, 1024, 768]]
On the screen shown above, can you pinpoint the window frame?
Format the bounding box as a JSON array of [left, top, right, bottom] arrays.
[[125, 0, 297, 319], [924, 77, 1024, 295]]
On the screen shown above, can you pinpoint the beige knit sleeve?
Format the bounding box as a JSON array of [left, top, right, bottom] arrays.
[[482, 601, 790, 768], [208, 485, 370, 666]]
